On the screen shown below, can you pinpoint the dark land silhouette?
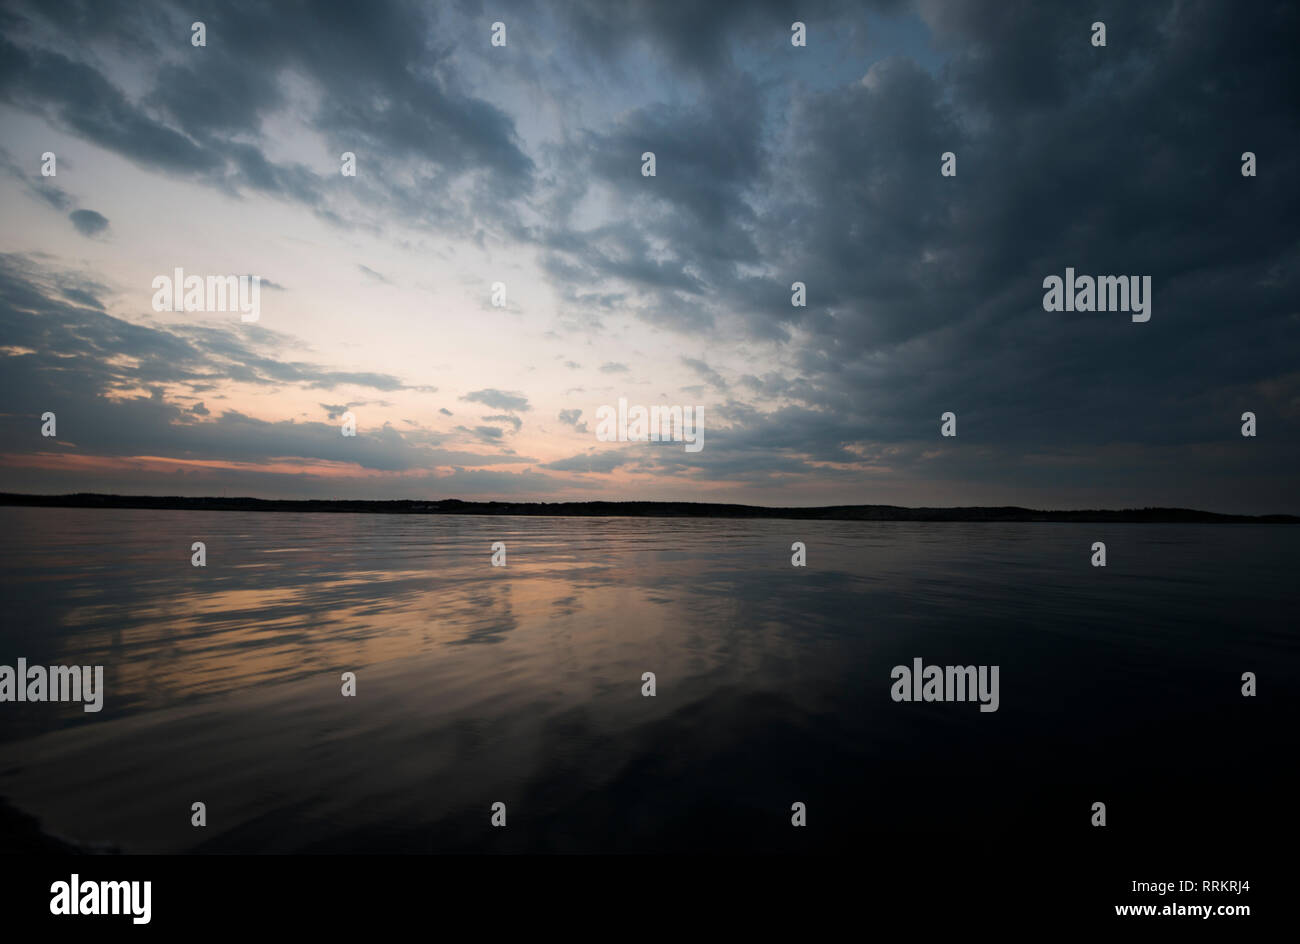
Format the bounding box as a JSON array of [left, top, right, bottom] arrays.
[[1, 492, 1295, 523]]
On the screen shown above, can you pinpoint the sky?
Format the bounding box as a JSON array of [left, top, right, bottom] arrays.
[[0, 0, 1296, 512]]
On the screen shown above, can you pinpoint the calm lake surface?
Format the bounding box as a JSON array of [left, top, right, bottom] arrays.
[[0, 507, 1295, 853]]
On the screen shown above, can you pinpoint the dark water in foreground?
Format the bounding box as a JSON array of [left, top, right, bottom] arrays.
[[0, 508, 1295, 853]]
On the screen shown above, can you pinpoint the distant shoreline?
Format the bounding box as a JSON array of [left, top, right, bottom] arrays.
[[0, 493, 1295, 523], [0, 796, 116, 854]]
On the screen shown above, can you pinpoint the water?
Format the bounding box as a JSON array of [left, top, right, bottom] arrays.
[[0, 507, 1295, 852]]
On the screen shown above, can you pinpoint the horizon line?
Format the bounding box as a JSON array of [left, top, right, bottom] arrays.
[[1, 492, 1296, 524]]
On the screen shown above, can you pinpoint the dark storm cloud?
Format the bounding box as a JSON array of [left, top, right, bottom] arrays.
[[581, 83, 766, 232], [68, 208, 108, 237], [741, 1, 1300, 464], [536, 75, 770, 331], [555, 0, 896, 76], [0, 0, 534, 231], [0, 36, 224, 175], [532, 0, 1299, 509], [681, 357, 728, 392]]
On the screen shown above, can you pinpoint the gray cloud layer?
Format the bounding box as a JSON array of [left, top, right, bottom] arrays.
[[0, 0, 1296, 510]]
